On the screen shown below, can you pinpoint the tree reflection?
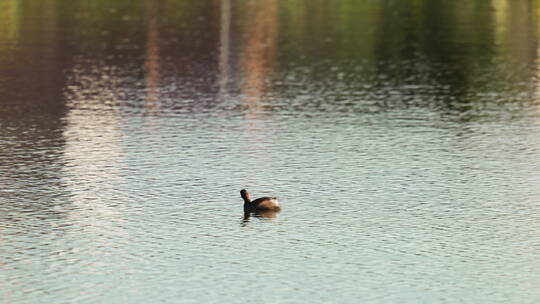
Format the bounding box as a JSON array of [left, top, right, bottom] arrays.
[[240, 0, 278, 115], [1, 0, 539, 118], [144, 0, 161, 113], [218, 0, 231, 102]]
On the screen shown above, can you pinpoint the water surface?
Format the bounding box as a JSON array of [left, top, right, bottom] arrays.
[[1, 1, 540, 303]]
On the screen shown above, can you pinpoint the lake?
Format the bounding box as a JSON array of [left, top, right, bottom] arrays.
[[1, 0, 539, 303]]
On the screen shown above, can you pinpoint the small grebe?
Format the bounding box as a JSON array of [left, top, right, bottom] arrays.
[[240, 189, 281, 212]]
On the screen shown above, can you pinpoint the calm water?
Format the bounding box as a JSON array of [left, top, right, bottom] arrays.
[[1, 0, 540, 303]]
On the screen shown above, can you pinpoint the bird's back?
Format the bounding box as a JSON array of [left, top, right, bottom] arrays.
[[251, 197, 280, 211]]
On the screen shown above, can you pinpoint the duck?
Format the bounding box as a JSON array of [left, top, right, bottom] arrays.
[[240, 189, 281, 212]]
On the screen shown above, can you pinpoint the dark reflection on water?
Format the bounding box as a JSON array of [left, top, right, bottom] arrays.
[[1, 0, 540, 303], [243, 210, 280, 222]]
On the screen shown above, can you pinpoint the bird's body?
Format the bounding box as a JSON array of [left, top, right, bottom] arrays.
[[240, 189, 281, 212]]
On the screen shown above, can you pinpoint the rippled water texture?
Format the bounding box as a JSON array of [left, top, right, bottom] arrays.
[[1, 0, 540, 303]]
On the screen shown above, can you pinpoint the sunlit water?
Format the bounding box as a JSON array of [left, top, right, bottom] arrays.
[[1, 1, 540, 303]]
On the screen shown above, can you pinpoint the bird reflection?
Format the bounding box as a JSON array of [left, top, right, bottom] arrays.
[[241, 210, 280, 225], [245, 209, 280, 219]]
